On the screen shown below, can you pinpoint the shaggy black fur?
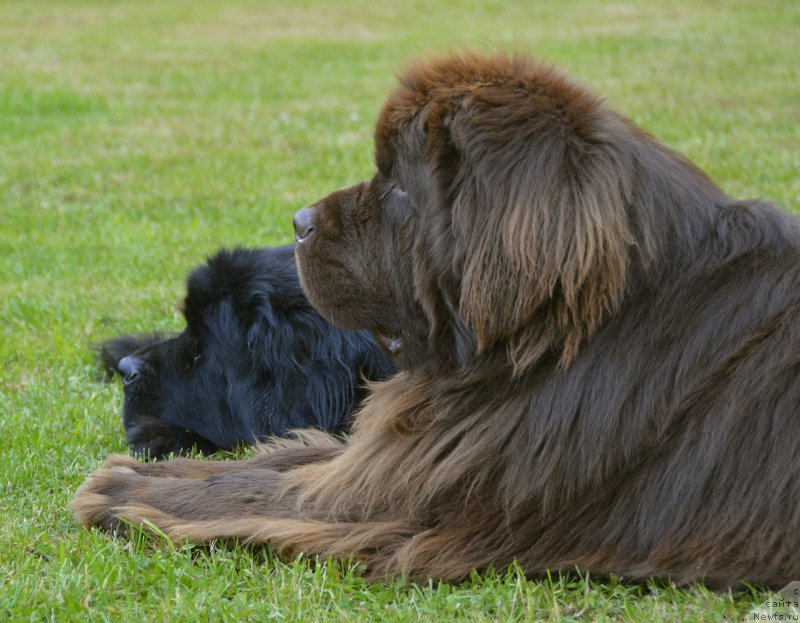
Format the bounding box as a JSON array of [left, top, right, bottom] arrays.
[[99, 245, 394, 458]]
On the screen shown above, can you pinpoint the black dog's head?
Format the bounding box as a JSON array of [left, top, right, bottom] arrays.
[[99, 245, 394, 458]]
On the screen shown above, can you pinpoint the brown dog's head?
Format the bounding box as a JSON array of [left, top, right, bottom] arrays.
[[295, 51, 638, 373]]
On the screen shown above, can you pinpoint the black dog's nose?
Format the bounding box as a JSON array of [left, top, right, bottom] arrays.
[[118, 356, 142, 385], [293, 206, 317, 243]]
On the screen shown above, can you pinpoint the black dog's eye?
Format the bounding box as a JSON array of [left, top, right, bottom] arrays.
[[184, 354, 202, 372]]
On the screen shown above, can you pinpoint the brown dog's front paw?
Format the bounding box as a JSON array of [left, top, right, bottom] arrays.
[[103, 453, 233, 480], [70, 464, 142, 532], [103, 453, 147, 472]]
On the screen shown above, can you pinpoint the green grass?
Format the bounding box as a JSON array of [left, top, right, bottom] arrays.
[[1, 0, 798, 620]]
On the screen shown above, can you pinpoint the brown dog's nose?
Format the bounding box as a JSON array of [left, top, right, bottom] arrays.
[[293, 206, 317, 243]]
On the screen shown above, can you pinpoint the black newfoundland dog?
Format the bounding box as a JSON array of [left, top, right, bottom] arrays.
[[99, 245, 394, 457], [75, 52, 800, 588]]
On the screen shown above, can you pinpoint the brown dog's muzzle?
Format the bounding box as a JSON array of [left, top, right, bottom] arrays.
[[293, 206, 318, 244]]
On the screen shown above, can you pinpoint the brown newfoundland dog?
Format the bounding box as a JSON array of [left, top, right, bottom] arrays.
[[72, 51, 800, 588]]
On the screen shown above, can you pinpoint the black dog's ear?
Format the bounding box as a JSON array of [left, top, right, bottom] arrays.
[[94, 334, 164, 380], [183, 247, 299, 339], [183, 248, 264, 338], [183, 260, 217, 338]]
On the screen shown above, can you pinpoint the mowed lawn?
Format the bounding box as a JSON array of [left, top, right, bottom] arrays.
[[1, 1, 798, 621]]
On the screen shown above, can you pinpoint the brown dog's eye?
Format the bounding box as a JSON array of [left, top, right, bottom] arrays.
[[379, 185, 407, 203], [379, 185, 395, 202], [379, 184, 413, 224]]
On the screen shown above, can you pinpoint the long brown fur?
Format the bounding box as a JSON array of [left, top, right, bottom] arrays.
[[72, 51, 800, 588]]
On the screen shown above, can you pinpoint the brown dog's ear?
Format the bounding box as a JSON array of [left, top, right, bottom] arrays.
[[419, 59, 635, 372]]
